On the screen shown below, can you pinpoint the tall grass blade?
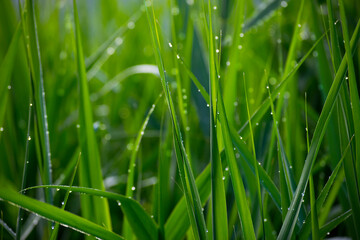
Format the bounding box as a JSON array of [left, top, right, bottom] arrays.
[[144, 1, 207, 239], [338, 2, 360, 237], [277, 18, 360, 240], [72, 0, 112, 229], [0, 24, 21, 136], [123, 97, 159, 239], [207, 0, 228, 239], [20, 0, 53, 207], [165, 165, 211, 240]]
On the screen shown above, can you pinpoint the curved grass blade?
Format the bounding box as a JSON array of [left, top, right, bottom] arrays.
[[72, 0, 112, 229], [0, 187, 123, 240], [277, 17, 360, 240], [123, 96, 160, 239], [23, 185, 158, 240], [90, 64, 159, 101]]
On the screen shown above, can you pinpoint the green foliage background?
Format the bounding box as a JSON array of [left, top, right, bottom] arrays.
[[0, 0, 360, 239]]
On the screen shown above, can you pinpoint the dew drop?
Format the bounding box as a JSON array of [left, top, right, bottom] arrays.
[[216, 49, 220, 53], [239, 33, 244, 38], [176, 54, 180, 59], [238, 45, 243, 50], [168, 42, 173, 48], [51, 225, 55, 230], [206, 104, 210, 107], [222, 176, 225, 180], [281, 1, 288, 8], [28, 136, 31, 141], [61, 201, 65, 206], [115, 37, 123, 46], [127, 21, 135, 29], [171, 7, 179, 15], [107, 47, 115, 55], [131, 186, 136, 191], [213, 6, 217, 10]]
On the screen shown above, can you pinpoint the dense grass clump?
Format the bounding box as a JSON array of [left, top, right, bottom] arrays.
[[0, 0, 360, 239]]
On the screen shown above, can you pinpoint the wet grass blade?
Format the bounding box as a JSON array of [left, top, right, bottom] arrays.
[[123, 97, 159, 239], [49, 154, 80, 240], [0, 187, 123, 240], [216, 76, 256, 239], [23, 185, 158, 240], [299, 136, 353, 239], [20, 0, 53, 206], [207, 0, 228, 239], [238, 32, 326, 138], [338, 2, 360, 236], [277, 17, 360, 240], [318, 209, 352, 238], [144, 1, 207, 239], [72, 0, 112, 229], [165, 165, 211, 240]]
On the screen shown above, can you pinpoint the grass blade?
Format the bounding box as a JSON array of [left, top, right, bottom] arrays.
[[20, 0, 53, 207], [338, 2, 360, 237], [165, 165, 211, 240], [24, 185, 158, 240], [0, 187, 123, 240], [277, 17, 360, 240], [0, 24, 21, 137], [207, 1, 228, 239], [123, 97, 159, 239], [72, 0, 112, 229], [144, 1, 207, 239]]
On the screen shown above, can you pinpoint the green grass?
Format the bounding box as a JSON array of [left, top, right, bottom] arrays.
[[0, 0, 360, 239]]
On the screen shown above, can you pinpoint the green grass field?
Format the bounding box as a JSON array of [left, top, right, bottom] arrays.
[[0, 0, 360, 239]]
